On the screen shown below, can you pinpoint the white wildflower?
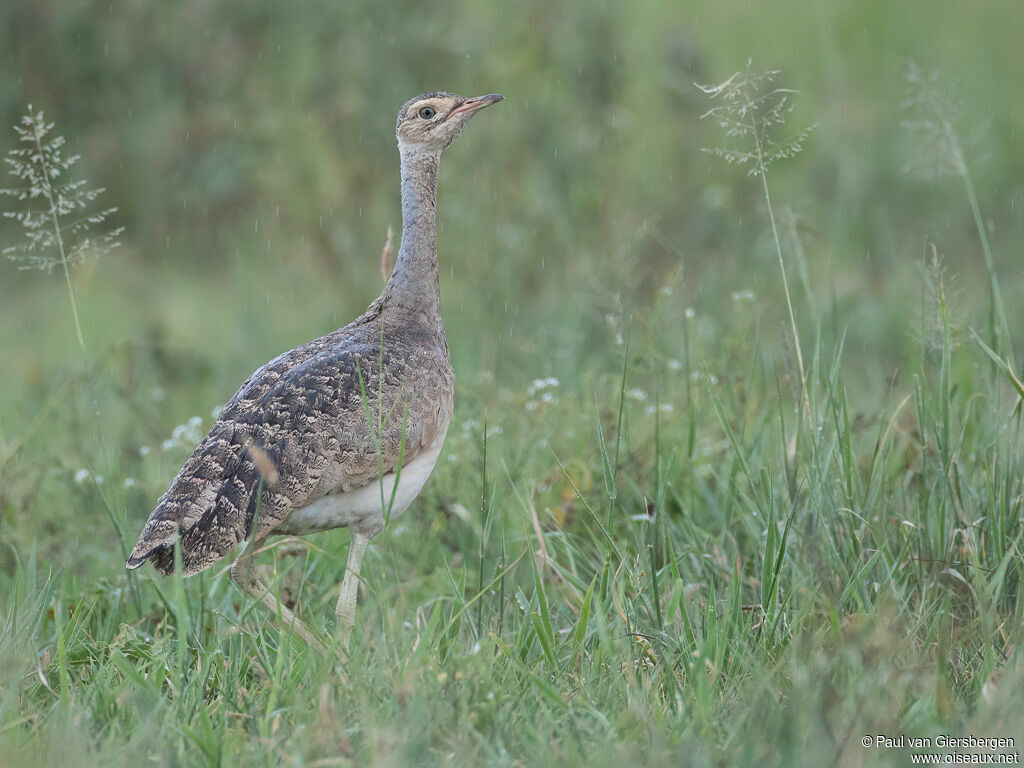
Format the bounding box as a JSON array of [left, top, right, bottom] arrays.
[[645, 403, 675, 416], [162, 416, 204, 451], [527, 377, 560, 396]]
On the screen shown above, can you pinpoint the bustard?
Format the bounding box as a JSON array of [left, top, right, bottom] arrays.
[[126, 92, 503, 650]]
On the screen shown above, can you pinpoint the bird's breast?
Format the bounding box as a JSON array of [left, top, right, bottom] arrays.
[[271, 426, 448, 536]]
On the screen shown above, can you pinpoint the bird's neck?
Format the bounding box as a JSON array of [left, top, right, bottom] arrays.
[[383, 148, 443, 334]]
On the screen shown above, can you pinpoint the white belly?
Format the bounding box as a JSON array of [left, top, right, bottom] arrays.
[[273, 432, 446, 536]]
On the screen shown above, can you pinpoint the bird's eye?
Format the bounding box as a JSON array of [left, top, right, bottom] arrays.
[[418, 107, 436, 119]]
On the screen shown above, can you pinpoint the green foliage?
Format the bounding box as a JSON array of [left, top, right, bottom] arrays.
[[2, 0, 1024, 766]]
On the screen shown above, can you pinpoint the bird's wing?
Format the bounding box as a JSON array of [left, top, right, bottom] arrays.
[[126, 325, 441, 577]]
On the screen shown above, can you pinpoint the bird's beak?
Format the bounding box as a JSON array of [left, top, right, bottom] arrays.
[[446, 93, 504, 120]]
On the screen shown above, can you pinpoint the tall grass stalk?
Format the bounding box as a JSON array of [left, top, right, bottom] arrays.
[[902, 62, 1013, 368], [699, 66, 817, 419], [1, 108, 123, 353], [37, 131, 83, 352]]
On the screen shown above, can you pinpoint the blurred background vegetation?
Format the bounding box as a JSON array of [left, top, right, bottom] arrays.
[[2, 0, 1021, 377], [2, 0, 1024, 765]]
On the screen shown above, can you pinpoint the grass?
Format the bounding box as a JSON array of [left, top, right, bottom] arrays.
[[3, 1, 1024, 765]]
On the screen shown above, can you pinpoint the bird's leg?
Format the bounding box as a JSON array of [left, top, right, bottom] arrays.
[[335, 530, 372, 650], [231, 538, 324, 653]]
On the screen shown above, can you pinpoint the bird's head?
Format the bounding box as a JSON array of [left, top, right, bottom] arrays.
[[396, 91, 503, 154]]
